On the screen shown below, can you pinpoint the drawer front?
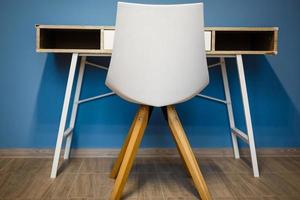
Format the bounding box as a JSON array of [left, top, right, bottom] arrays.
[[103, 30, 115, 50], [103, 30, 212, 51], [204, 31, 212, 51]]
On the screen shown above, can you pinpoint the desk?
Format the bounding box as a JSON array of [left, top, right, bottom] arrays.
[[36, 25, 278, 178]]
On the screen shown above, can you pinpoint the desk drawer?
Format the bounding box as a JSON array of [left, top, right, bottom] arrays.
[[204, 31, 212, 51], [103, 30, 115, 50], [103, 30, 212, 51]]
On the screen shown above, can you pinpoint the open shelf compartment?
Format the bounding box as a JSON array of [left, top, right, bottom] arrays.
[[215, 30, 276, 51], [38, 28, 101, 50]]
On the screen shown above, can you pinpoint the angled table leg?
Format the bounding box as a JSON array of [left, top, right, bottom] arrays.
[[236, 55, 259, 177], [220, 57, 240, 159], [110, 105, 150, 200], [64, 56, 86, 159], [50, 53, 79, 178], [166, 106, 212, 200]]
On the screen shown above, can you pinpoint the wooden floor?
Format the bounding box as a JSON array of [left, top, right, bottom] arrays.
[[0, 156, 300, 200]]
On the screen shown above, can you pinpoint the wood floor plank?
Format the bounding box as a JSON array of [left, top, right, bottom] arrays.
[[17, 172, 53, 199], [154, 157, 187, 175], [137, 173, 164, 199], [80, 158, 114, 173], [258, 157, 300, 174], [1, 158, 27, 173], [203, 172, 234, 199], [0, 172, 10, 192], [158, 172, 198, 199], [0, 158, 13, 172], [135, 158, 157, 174], [259, 157, 290, 174], [81, 173, 139, 200], [58, 158, 83, 174], [218, 173, 259, 198], [210, 157, 252, 174], [198, 158, 218, 174], [116, 172, 140, 200], [0, 157, 299, 199], [93, 173, 115, 200], [68, 174, 95, 198], [1, 158, 48, 174], [237, 173, 274, 197], [164, 197, 201, 200], [0, 171, 34, 199], [274, 157, 300, 172], [33, 158, 83, 175], [41, 173, 76, 199], [258, 173, 300, 197], [276, 172, 300, 192]]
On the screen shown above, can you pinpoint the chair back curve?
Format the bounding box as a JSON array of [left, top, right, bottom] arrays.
[[105, 2, 209, 107]]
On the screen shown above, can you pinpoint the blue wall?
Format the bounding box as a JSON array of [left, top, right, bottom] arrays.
[[0, 0, 299, 148]]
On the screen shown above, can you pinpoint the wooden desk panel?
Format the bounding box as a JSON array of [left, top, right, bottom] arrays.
[[36, 25, 278, 55]]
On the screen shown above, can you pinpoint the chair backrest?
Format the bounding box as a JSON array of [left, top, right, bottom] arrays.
[[106, 2, 209, 107]]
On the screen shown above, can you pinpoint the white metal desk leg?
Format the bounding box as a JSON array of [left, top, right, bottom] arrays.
[[220, 58, 240, 159], [236, 55, 259, 177], [64, 56, 86, 160], [50, 53, 79, 178]]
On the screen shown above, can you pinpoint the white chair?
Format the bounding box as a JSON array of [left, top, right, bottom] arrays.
[[106, 2, 211, 200]]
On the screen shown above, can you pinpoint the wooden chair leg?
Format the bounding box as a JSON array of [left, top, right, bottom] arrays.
[[110, 110, 139, 178], [175, 140, 191, 177], [166, 105, 212, 200], [110, 105, 150, 200], [161, 107, 190, 177]]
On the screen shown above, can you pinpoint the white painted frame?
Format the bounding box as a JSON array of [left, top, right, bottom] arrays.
[[50, 53, 259, 178]]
